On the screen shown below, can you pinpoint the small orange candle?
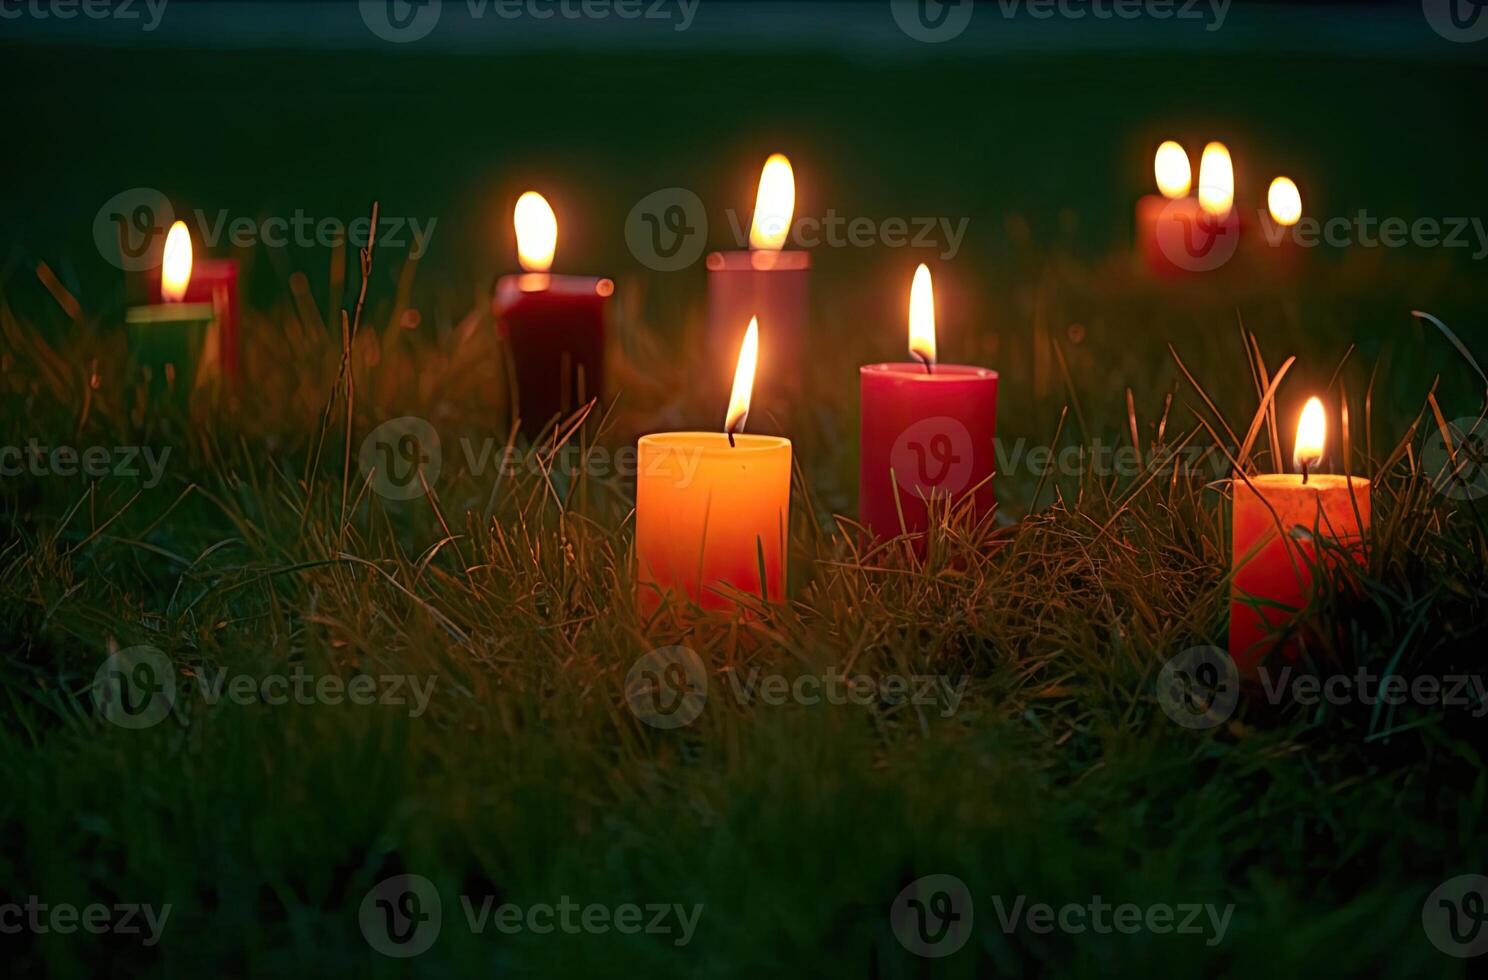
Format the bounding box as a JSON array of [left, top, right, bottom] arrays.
[[636, 317, 792, 612], [1229, 397, 1371, 675]]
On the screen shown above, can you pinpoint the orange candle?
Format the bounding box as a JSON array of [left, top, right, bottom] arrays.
[[636, 317, 792, 612], [1230, 397, 1371, 675]]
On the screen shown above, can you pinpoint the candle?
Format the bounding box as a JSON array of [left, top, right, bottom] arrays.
[[1137, 140, 1240, 275], [1229, 397, 1371, 676], [859, 264, 998, 543], [493, 191, 613, 439], [707, 153, 809, 401], [1254, 175, 1304, 275], [126, 221, 215, 398], [149, 254, 240, 382], [1136, 140, 1200, 276], [636, 317, 792, 612]]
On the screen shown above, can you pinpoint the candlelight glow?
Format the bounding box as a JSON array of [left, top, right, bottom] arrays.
[[160, 220, 193, 302], [514, 191, 557, 273], [1198, 142, 1234, 217], [1268, 176, 1302, 226], [748, 153, 795, 251], [1154, 141, 1192, 199], [725, 316, 760, 435], [908, 263, 936, 367], [1294, 397, 1327, 472]]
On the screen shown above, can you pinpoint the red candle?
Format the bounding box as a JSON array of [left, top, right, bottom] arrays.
[[492, 191, 612, 438], [148, 252, 239, 381], [1137, 140, 1240, 275], [707, 153, 808, 402], [1230, 397, 1371, 676], [859, 265, 998, 543]]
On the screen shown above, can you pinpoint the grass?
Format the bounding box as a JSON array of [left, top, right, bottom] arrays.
[[2, 212, 1487, 977]]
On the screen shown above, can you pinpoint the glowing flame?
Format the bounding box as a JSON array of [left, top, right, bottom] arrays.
[[748, 153, 795, 251], [1294, 396, 1326, 472], [160, 220, 193, 302], [1268, 176, 1302, 227], [514, 191, 557, 273], [1154, 141, 1192, 199], [908, 263, 936, 368], [1198, 142, 1234, 218], [725, 316, 760, 435]]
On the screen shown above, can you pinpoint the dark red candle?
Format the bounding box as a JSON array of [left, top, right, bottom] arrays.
[[492, 192, 612, 438], [859, 265, 998, 543], [149, 256, 239, 381]]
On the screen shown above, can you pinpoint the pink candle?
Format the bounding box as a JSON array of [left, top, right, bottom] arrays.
[[860, 265, 998, 543], [493, 192, 612, 438], [149, 256, 238, 381], [707, 153, 808, 402]]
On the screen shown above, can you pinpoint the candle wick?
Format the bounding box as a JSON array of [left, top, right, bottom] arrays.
[[1301, 460, 1310, 486], [916, 353, 934, 375], [728, 431, 736, 448]]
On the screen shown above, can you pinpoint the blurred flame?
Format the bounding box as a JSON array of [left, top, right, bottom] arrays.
[[725, 316, 759, 435], [748, 153, 795, 251], [908, 263, 936, 367], [1294, 397, 1326, 471], [1268, 176, 1302, 227], [1154, 141, 1192, 199], [160, 221, 193, 302], [514, 191, 557, 272], [1198, 142, 1234, 217]]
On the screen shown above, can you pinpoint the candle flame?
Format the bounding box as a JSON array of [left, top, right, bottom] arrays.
[[514, 191, 557, 273], [1154, 140, 1191, 200], [725, 316, 760, 435], [1268, 176, 1302, 227], [1294, 396, 1326, 472], [908, 263, 936, 367], [748, 153, 795, 251], [160, 220, 193, 302], [1198, 142, 1234, 218]]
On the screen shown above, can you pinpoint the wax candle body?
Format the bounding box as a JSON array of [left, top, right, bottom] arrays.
[[494, 273, 611, 438], [636, 432, 792, 611], [706, 250, 808, 399], [125, 303, 215, 399], [859, 364, 998, 541], [149, 258, 239, 380], [1136, 196, 1239, 275], [1230, 474, 1371, 675]]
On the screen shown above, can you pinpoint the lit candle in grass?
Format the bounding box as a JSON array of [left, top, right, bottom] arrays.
[[859, 264, 998, 543], [707, 152, 808, 400], [1137, 139, 1201, 276], [126, 220, 215, 397], [1256, 175, 1304, 274], [1230, 396, 1371, 676], [636, 317, 792, 611], [493, 191, 613, 439]]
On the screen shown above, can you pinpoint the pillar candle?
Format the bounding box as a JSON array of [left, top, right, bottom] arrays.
[[127, 221, 215, 399], [153, 258, 239, 381], [707, 153, 808, 401], [1138, 140, 1241, 275], [1229, 398, 1371, 675], [493, 192, 612, 438], [859, 265, 998, 542], [1249, 176, 1304, 278], [636, 317, 791, 611]]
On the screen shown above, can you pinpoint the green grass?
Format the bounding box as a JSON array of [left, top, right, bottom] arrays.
[[3, 222, 1487, 977]]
